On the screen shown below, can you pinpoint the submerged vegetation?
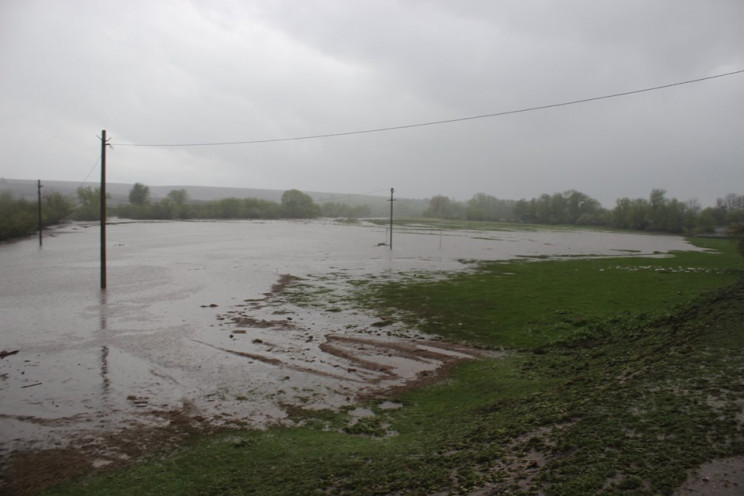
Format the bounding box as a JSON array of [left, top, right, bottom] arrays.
[[22, 237, 744, 495]]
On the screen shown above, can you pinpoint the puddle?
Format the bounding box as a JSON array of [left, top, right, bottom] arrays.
[[348, 407, 375, 418], [378, 401, 403, 410]]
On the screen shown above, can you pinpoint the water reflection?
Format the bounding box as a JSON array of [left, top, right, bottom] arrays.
[[100, 290, 110, 397]]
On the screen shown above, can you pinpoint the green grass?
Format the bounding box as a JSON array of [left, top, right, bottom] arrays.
[[356, 237, 742, 349], [26, 236, 744, 495]]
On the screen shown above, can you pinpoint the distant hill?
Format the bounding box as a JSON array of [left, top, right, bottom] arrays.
[[0, 178, 427, 217], [1, 178, 140, 205]]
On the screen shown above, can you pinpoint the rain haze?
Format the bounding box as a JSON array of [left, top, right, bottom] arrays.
[[1, 0, 743, 207]]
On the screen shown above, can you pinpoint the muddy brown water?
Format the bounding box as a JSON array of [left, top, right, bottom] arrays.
[[0, 219, 704, 461]]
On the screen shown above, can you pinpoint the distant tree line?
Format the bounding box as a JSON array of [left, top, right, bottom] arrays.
[[0, 191, 75, 241], [424, 189, 744, 236], [3, 182, 744, 247], [114, 185, 364, 220]]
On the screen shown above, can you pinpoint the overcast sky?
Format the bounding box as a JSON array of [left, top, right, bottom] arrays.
[[1, 0, 742, 207]]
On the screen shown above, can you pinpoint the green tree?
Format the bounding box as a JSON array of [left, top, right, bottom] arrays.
[[533, 194, 552, 223], [612, 197, 650, 230], [43, 192, 75, 224], [696, 207, 718, 233], [424, 195, 465, 219], [167, 189, 189, 205], [0, 192, 35, 240], [548, 192, 568, 223], [728, 222, 744, 258], [513, 199, 533, 223], [0, 191, 75, 240], [517, 190, 604, 225], [611, 190, 701, 233], [321, 202, 371, 218], [612, 197, 632, 228], [129, 183, 151, 206], [627, 198, 651, 231], [466, 193, 515, 221], [564, 190, 602, 225], [215, 198, 243, 218], [649, 188, 667, 230], [73, 186, 109, 221], [160, 189, 190, 219], [280, 189, 320, 218], [720, 194, 744, 224], [244, 198, 281, 219]]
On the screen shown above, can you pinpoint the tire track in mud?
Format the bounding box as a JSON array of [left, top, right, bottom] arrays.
[[318, 335, 485, 385], [209, 272, 492, 392], [189, 338, 366, 383], [190, 339, 284, 366]]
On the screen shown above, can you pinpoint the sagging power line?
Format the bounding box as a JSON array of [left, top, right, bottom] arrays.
[[112, 68, 744, 148]]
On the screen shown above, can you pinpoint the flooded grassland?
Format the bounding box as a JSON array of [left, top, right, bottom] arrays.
[[0, 220, 703, 465]]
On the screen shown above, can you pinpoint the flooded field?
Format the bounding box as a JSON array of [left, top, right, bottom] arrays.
[[0, 219, 704, 461]]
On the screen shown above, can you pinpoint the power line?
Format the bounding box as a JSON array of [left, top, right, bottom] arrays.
[[114, 68, 744, 148], [79, 157, 101, 186]]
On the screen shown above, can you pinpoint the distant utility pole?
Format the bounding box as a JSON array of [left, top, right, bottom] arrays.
[[100, 130, 111, 290], [388, 187, 395, 250], [37, 179, 42, 247]]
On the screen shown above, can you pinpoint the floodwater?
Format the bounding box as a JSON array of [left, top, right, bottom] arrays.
[[0, 219, 704, 459]]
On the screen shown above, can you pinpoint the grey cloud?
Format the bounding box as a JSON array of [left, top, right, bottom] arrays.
[[1, 0, 742, 207]]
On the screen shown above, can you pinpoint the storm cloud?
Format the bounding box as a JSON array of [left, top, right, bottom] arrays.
[[1, 0, 742, 206]]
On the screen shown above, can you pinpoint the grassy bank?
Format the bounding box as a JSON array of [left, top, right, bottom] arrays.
[[353, 237, 742, 349], [22, 238, 744, 495]]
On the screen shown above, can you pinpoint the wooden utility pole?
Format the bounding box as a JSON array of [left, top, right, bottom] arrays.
[[388, 187, 395, 250], [37, 180, 43, 246], [100, 130, 109, 289]]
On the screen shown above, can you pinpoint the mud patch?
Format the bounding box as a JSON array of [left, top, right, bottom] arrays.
[[675, 457, 744, 496], [270, 274, 303, 295], [0, 402, 216, 496]]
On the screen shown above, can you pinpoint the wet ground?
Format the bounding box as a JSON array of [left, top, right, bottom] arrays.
[[0, 220, 704, 465]]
